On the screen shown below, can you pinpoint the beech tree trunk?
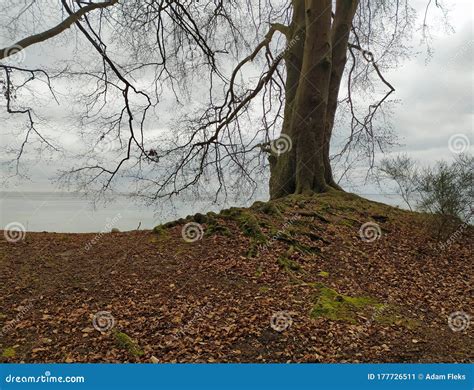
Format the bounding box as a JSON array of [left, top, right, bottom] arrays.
[[269, 0, 359, 199]]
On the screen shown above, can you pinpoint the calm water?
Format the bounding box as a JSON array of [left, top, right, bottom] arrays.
[[0, 192, 225, 233], [0, 191, 406, 233]]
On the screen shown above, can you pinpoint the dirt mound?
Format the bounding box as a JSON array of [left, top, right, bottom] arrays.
[[0, 192, 472, 362]]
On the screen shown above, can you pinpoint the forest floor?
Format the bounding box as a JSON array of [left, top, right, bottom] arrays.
[[0, 191, 472, 363]]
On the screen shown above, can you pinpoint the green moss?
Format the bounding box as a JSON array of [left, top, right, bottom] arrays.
[[251, 201, 265, 209], [192, 213, 208, 224], [2, 347, 16, 358], [220, 207, 243, 219], [238, 213, 264, 238], [273, 200, 290, 212], [152, 225, 168, 236], [286, 226, 330, 245], [162, 221, 179, 229], [277, 256, 301, 272], [294, 242, 320, 255], [206, 211, 232, 236], [246, 240, 263, 258], [371, 308, 420, 329], [251, 201, 282, 217], [272, 229, 322, 255], [220, 208, 266, 241], [338, 219, 356, 227], [311, 286, 383, 323], [205, 220, 231, 237], [235, 213, 267, 257], [114, 331, 144, 356], [257, 220, 272, 229], [318, 271, 329, 278], [259, 286, 269, 293]]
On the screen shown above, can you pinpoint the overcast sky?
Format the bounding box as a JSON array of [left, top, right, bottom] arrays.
[[0, 0, 472, 196], [386, 0, 473, 162]]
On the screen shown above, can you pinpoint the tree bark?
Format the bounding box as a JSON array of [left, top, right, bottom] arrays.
[[293, 0, 332, 194], [324, 0, 359, 190], [269, 1, 305, 199], [269, 0, 358, 199]]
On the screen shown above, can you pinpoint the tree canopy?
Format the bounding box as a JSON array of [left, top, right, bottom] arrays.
[[0, 0, 448, 201]]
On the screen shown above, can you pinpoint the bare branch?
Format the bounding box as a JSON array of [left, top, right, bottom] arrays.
[[0, 0, 119, 60]]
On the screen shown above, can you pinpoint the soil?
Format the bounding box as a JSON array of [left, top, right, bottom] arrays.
[[0, 192, 472, 363]]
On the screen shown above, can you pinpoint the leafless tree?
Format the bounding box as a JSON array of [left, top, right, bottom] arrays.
[[0, 0, 448, 202], [377, 154, 419, 210]]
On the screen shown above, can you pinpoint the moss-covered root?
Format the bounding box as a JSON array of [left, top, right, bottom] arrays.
[[205, 220, 231, 237], [1, 347, 16, 358], [277, 256, 301, 272], [227, 211, 267, 257], [251, 201, 283, 217], [237, 213, 265, 240], [311, 286, 383, 323], [113, 331, 144, 356]]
